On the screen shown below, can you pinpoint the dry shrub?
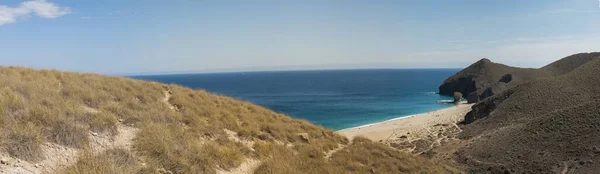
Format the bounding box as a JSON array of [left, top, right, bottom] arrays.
[[253, 137, 455, 174], [330, 137, 458, 174], [45, 119, 89, 148], [62, 148, 139, 174], [0, 87, 25, 113], [2, 122, 44, 161]]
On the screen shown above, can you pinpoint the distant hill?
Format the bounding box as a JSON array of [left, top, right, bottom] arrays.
[[444, 52, 600, 173], [439, 53, 600, 103], [0, 67, 455, 173]]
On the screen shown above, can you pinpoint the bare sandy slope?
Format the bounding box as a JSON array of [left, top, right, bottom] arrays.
[[337, 104, 473, 149], [0, 125, 138, 174]]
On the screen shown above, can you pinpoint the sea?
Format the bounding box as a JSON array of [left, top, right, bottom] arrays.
[[131, 69, 459, 130]]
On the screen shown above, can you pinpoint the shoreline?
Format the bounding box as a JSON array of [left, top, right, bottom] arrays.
[[336, 103, 473, 143], [336, 114, 419, 132], [336, 101, 469, 133]]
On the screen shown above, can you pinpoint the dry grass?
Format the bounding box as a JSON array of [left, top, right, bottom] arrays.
[[254, 137, 458, 174], [0, 66, 455, 173], [62, 148, 140, 174], [2, 122, 44, 161]]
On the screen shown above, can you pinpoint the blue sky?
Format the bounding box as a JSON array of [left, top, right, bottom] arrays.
[[0, 0, 599, 74]]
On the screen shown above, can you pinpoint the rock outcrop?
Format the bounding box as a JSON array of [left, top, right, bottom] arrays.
[[498, 74, 512, 83], [438, 58, 523, 103], [466, 92, 479, 103]]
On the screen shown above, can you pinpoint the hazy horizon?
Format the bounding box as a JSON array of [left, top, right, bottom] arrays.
[[126, 67, 464, 76], [1, 0, 599, 74]]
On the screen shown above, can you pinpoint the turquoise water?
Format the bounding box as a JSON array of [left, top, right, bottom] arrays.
[[132, 69, 459, 130]]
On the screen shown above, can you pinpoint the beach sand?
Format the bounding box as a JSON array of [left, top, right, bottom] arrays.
[[337, 104, 473, 155]]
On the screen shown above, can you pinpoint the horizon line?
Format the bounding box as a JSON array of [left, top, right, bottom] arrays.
[[124, 67, 462, 77]]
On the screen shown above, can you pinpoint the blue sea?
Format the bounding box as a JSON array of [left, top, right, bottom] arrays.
[[132, 69, 459, 130]]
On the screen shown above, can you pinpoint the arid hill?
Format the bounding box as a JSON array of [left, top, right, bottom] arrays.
[[439, 53, 600, 103], [444, 52, 600, 173], [0, 66, 456, 174]]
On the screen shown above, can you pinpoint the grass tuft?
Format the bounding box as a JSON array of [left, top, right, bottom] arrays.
[[62, 148, 139, 174], [2, 122, 44, 161]]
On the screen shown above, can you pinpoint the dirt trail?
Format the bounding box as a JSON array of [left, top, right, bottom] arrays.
[[324, 143, 348, 160], [162, 90, 176, 110]]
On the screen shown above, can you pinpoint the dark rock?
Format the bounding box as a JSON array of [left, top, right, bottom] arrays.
[[499, 74, 513, 83], [467, 91, 479, 103], [479, 87, 495, 100], [439, 76, 477, 98], [461, 89, 514, 124]]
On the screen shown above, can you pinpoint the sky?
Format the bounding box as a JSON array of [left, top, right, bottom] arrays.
[[0, 0, 599, 75]]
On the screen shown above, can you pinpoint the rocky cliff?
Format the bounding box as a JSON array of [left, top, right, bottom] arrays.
[[438, 58, 523, 103]]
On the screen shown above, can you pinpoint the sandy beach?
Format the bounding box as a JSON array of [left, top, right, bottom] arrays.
[[337, 103, 473, 154]]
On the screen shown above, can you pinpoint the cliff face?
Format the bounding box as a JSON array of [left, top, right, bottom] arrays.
[[451, 52, 600, 173]]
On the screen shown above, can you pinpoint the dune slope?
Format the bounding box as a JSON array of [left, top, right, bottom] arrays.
[[0, 66, 455, 174]]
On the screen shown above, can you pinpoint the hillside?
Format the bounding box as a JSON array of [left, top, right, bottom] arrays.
[[0, 66, 456, 174], [437, 58, 530, 103], [438, 53, 600, 103], [441, 52, 600, 173]]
